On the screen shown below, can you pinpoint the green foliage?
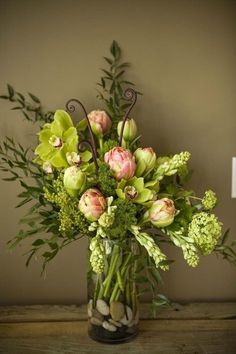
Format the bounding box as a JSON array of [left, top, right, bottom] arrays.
[[105, 199, 137, 239], [100, 139, 118, 156], [0, 136, 40, 181], [214, 229, 236, 266], [0, 84, 54, 123], [97, 162, 117, 196], [96, 40, 139, 137]]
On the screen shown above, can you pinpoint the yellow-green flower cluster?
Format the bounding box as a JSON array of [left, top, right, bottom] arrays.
[[166, 227, 199, 267], [89, 236, 105, 273], [131, 226, 169, 270], [44, 174, 89, 234], [154, 151, 191, 181], [202, 190, 217, 210], [44, 176, 74, 232], [188, 212, 222, 255]]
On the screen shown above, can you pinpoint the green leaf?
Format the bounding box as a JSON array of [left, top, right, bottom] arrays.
[[16, 92, 25, 101], [103, 56, 113, 64], [222, 229, 230, 245], [153, 294, 170, 307], [7, 84, 14, 98], [76, 118, 87, 131], [11, 106, 23, 110], [28, 92, 40, 103], [110, 40, 121, 60], [22, 111, 30, 121], [101, 69, 113, 78], [115, 70, 125, 79], [32, 239, 45, 247]]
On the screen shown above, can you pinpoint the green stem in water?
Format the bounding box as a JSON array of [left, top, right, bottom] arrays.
[[110, 252, 132, 303], [103, 244, 120, 299]]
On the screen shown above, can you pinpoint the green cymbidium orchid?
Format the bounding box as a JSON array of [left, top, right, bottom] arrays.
[[34, 110, 79, 168], [116, 176, 153, 204]]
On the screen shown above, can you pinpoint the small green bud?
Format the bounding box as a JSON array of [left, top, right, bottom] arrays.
[[117, 118, 137, 142], [63, 166, 86, 197]]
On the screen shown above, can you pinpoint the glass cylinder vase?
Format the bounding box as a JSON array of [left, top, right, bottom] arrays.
[[87, 238, 139, 343]]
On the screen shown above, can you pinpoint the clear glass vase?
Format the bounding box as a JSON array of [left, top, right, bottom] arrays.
[[87, 238, 139, 343]]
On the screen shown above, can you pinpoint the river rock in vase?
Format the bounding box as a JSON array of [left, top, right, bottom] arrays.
[[87, 239, 139, 343]]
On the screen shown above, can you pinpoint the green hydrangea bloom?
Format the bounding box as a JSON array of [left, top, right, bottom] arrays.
[[188, 212, 222, 255], [202, 190, 217, 210], [34, 110, 78, 168]]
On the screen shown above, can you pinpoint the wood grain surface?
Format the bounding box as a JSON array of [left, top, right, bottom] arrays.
[[0, 303, 236, 354]]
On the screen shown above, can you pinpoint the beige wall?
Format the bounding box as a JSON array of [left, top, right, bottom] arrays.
[[0, 0, 236, 305]]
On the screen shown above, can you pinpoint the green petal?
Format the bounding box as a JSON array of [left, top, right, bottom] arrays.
[[49, 149, 68, 168], [116, 188, 125, 199], [132, 177, 144, 191], [145, 180, 160, 192], [51, 110, 73, 136], [35, 142, 54, 160], [63, 127, 78, 152], [117, 179, 127, 190], [38, 128, 52, 143], [135, 189, 153, 203], [135, 161, 145, 177], [80, 150, 92, 162]]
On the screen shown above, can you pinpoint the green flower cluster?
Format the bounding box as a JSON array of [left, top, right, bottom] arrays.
[[89, 236, 105, 273], [44, 174, 89, 234], [104, 199, 138, 239], [154, 151, 191, 181], [131, 226, 169, 270], [202, 190, 217, 210], [188, 212, 222, 255]]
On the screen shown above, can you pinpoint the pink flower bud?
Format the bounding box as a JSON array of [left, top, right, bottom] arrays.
[[134, 147, 156, 177], [104, 147, 136, 181], [78, 188, 107, 221], [88, 110, 112, 137], [148, 198, 176, 227]]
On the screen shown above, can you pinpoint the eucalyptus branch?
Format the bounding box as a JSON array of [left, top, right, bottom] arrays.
[[0, 84, 54, 123], [96, 40, 141, 137]]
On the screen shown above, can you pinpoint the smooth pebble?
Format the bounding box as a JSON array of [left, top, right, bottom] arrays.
[[102, 320, 117, 332], [110, 301, 125, 321], [96, 299, 110, 316], [108, 318, 122, 327]]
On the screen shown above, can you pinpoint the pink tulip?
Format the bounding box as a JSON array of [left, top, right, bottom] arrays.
[[88, 110, 112, 137], [78, 188, 107, 221], [148, 198, 176, 227], [79, 188, 107, 221], [104, 147, 136, 180]]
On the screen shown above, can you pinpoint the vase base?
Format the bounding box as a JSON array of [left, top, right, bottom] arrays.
[[88, 324, 138, 344]]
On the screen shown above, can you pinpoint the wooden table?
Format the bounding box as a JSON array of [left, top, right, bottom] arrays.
[[0, 303, 236, 353]]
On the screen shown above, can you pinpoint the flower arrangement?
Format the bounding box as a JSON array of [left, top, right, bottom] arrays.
[[1, 41, 236, 343]]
